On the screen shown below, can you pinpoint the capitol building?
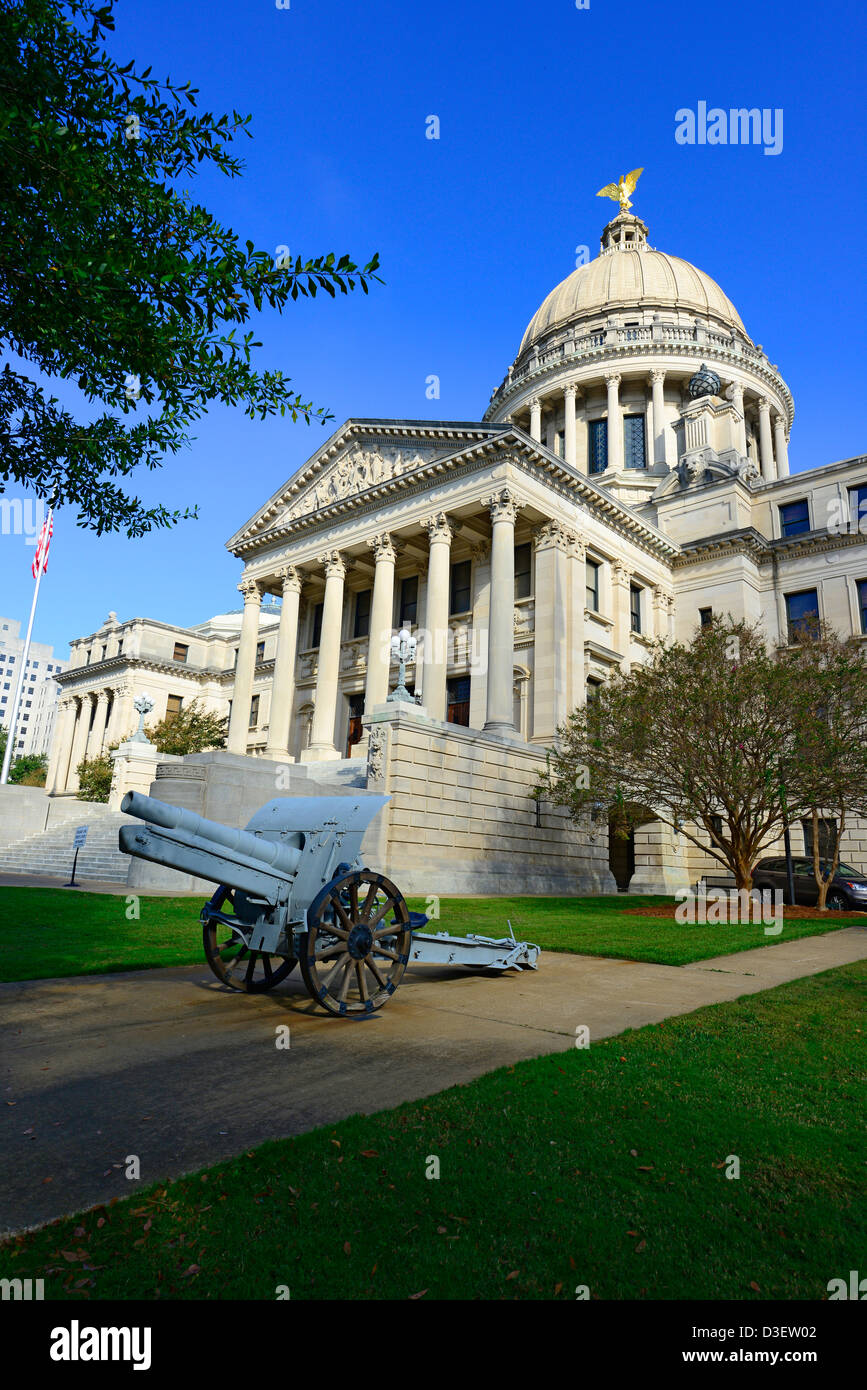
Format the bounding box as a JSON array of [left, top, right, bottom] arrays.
[[48, 204, 867, 894]]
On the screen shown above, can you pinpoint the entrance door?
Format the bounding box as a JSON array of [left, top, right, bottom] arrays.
[[608, 822, 636, 892], [345, 693, 365, 757]]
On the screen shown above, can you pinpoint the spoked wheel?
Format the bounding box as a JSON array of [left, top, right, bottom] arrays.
[[300, 869, 411, 1016], [202, 885, 297, 993]]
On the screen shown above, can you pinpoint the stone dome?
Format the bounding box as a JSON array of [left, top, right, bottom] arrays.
[[518, 215, 750, 356]]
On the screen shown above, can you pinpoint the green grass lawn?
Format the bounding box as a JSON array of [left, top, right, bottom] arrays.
[[0, 887, 860, 983], [4, 961, 864, 1300]]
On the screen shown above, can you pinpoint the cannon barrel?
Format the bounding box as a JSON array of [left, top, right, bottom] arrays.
[[121, 791, 303, 879]]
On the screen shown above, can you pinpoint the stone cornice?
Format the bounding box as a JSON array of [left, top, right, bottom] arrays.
[[56, 655, 232, 687], [672, 526, 867, 568]]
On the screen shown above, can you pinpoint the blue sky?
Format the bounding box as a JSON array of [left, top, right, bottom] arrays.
[[3, 0, 866, 657]]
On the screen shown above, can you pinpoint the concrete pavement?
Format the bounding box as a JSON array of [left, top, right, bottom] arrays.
[[2, 926, 865, 1236]]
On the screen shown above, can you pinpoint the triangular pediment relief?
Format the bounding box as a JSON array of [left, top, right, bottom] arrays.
[[278, 441, 436, 525]]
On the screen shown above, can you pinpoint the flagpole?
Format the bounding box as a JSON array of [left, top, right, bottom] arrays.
[[0, 509, 52, 785]]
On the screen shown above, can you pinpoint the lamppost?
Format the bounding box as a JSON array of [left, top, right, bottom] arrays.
[[387, 629, 417, 703], [779, 759, 796, 907], [130, 693, 155, 743]]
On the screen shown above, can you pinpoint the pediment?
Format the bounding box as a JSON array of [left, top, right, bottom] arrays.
[[278, 441, 433, 525]]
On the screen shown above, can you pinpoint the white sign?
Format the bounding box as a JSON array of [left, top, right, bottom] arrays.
[[73, 826, 88, 849]]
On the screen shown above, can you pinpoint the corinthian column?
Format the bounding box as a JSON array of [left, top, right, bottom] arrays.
[[484, 489, 520, 735], [532, 520, 574, 742], [606, 373, 623, 472], [773, 415, 790, 478], [67, 696, 93, 792], [757, 398, 775, 482], [563, 385, 577, 466], [364, 535, 398, 712], [727, 382, 747, 456], [303, 552, 347, 761], [650, 369, 667, 465], [529, 397, 542, 443], [265, 566, 303, 759], [85, 690, 111, 760], [45, 697, 76, 793], [422, 513, 453, 720], [227, 578, 262, 754]]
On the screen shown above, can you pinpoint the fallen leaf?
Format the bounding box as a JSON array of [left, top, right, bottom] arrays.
[[343, 1241, 351, 1256], [409, 1290, 428, 1300], [505, 1270, 519, 1280], [554, 1282, 563, 1295], [635, 1240, 647, 1252], [749, 1280, 761, 1292], [360, 1150, 378, 1158], [629, 1149, 638, 1157]]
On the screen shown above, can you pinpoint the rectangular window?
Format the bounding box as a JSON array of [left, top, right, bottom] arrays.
[[709, 814, 723, 843], [785, 589, 820, 642], [353, 589, 372, 640], [588, 419, 608, 475], [858, 579, 867, 635], [449, 560, 472, 615], [255, 640, 265, 662], [586, 677, 602, 704], [630, 584, 642, 634], [400, 576, 418, 626], [514, 543, 532, 600], [446, 675, 471, 727], [165, 694, 183, 723], [311, 602, 324, 648], [586, 559, 600, 612], [249, 694, 260, 729], [623, 414, 647, 470], [779, 499, 810, 537], [848, 484, 867, 531], [173, 642, 189, 663], [345, 692, 365, 756], [802, 817, 837, 861], [699, 606, 713, 627]]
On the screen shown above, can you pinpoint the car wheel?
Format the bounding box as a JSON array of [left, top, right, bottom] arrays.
[[827, 890, 849, 911]]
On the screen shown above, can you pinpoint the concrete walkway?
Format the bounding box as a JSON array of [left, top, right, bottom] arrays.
[[2, 927, 865, 1236]]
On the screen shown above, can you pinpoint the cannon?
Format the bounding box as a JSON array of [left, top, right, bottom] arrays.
[[119, 791, 540, 1017]]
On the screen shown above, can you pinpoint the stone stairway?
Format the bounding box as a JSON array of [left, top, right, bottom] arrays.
[[0, 806, 134, 883]]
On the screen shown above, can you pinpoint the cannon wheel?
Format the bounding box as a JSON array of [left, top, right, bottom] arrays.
[[300, 869, 411, 1016], [203, 886, 297, 994]]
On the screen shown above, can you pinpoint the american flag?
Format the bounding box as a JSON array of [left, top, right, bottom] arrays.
[[32, 511, 53, 579]]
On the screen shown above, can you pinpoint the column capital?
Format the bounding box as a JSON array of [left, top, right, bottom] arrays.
[[533, 519, 577, 552], [94, 688, 110, 705], [605, 371, 622, 388], [528, 395, 542, 410], [485, 487, 521, 525], [773, 412, 788, 432], [239, 577, 263, 604], [649, 368, 666, 384], [469, 540, 490, 564], [274, 564, 303, 595], [757, 395, 771, 414], [423, 511, 454, 545], [726, 380, 745, 402], [564, 382, 577, 401], [368, 533, 401, 564], [613, 560, 631, 584], [322, 550, 348, 580]]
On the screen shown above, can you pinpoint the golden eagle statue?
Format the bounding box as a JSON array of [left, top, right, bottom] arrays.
[[596, 168, 644, 214]]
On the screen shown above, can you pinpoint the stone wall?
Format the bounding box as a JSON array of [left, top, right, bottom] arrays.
[[364, 702, 615, 896]]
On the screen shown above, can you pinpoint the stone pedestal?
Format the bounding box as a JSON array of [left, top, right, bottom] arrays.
[[109, 741, 179, 811]]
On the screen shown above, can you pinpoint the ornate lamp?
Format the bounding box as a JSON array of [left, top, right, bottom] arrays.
[[387, 629, 417, 703]]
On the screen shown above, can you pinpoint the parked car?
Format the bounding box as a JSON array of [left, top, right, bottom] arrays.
[[751, 857, 867, 911]]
